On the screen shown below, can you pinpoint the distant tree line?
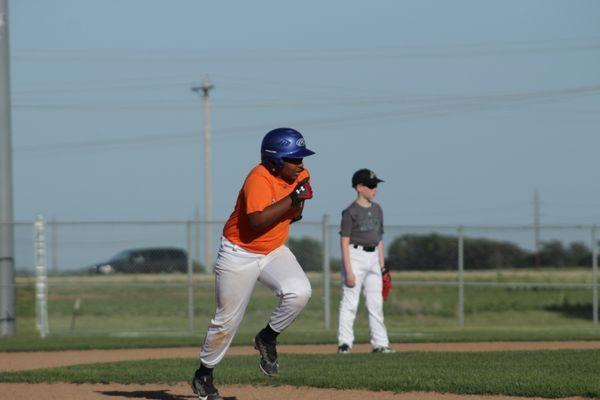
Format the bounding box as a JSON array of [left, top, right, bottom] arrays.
[[288, 234, 596, 272], [287, 237, 324, 272], [388, 234, 596, 270]]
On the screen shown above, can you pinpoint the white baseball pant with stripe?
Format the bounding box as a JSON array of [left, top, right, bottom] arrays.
[[200, 237, 312, 368], [338, 245, 389, 348]]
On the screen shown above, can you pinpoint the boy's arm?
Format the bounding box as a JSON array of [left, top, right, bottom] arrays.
[[378, 204, 385, 268], [248, 196, 294, 230], [248, 179, 312, 230], [377, 240, 385, 269], [340, 236, 355, 287]]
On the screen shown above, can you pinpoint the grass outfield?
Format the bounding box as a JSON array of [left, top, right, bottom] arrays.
[[2, 326, 600, 352], [13, 269, 600, 336], [7, 269, 599, 353], [1, 350, 599, 398]]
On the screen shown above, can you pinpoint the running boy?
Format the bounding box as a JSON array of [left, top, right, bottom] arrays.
[[191, 128, 315, 400]]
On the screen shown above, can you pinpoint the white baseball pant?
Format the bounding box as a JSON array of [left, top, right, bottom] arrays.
[[338, 245, 389, 348], [200, 236, 312, 368]]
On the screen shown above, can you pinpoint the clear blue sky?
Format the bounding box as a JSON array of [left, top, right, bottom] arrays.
[[8, 0, 600, 226]]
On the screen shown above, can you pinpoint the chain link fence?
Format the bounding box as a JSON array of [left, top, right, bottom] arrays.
[[6, 218, 599, 336]]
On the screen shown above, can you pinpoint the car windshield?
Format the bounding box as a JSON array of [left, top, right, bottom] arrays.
[[108, 250, 133, 262]]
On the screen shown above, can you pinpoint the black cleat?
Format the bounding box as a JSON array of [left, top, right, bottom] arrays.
[[372, 346, 396, 353], [191, 371, 223, 400], [253, 333, 279, 377], [337, 343, 351, 354]]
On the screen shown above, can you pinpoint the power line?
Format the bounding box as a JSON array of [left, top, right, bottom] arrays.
[[14, 130, 201, 153], [12, 36, 600, 63], [14, 81, 191, 95], [13, 83, 600, 111], [10, 80, 600, 160], [12, 83, 600, 157]]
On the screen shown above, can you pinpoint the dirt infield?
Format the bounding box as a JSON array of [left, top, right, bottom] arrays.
[[0, 383, 592, 400], [1, 341, 599, 399]]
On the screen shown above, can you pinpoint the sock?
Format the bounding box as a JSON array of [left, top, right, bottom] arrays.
[[259, 323, 280, 343], [196, 363, 213, 378]]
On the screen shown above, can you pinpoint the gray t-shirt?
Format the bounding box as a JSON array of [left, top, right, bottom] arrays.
[[339, 201, 384, 246]]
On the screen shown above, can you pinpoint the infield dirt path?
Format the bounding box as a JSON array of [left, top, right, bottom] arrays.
[[1, 341, 599, 400], [0, 382, 592, 400]]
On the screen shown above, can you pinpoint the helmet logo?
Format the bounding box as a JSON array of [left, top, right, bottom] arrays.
[[296, 138, 305, 147]]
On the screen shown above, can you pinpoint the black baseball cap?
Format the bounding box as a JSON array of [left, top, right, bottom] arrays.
[[352, 168, 384, 188]]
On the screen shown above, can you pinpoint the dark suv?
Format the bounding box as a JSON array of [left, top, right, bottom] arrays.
[[90, 247, 188, 274]]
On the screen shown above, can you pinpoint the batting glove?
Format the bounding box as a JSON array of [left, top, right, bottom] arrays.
[[289, 178, 313, 207]]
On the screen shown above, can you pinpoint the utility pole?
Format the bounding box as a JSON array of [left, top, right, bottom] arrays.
[[0, 0, 16, 336], [191, 78, 214, 272], [533, 189, 541, 267]]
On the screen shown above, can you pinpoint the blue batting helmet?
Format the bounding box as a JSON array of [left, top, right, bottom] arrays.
[[261, 128, 315, 173]]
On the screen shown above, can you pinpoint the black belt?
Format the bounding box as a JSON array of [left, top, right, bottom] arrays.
[[352, 244, 376, 252]]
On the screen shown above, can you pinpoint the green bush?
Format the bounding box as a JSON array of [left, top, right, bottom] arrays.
[[387, 234, 594, 270], [288, 236, 323, 271]]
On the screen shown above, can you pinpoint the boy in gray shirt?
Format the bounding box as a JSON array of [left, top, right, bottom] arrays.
[[338, 169, 394, 354]]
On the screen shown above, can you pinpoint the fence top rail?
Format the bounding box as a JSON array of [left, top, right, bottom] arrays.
[[7, 220, 230, 225], [391, 280, 595, 289], [332, 224, 599, 230], [11, 280, 591, 290], [3, 220, 598, 230]]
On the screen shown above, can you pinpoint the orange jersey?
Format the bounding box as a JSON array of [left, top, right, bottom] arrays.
[[223, 163, 310, 254]]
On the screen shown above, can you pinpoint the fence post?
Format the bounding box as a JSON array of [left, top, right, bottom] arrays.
[[322, 214, 331, 330], [34, 215, 49, 338], [50, 217, 58, 274], [186, 221, 195, 332], [592, 225, 598, 324], [457, 225, 464, 328]]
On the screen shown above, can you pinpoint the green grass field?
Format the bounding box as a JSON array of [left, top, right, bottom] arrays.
[[1, 350, 599, 398], [4, 269, 600, 397], [3, 326, 600, 352], [4, 269, 599, 352]]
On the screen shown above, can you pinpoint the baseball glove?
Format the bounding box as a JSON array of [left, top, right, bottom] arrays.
[[381, 266, 391, 301]]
